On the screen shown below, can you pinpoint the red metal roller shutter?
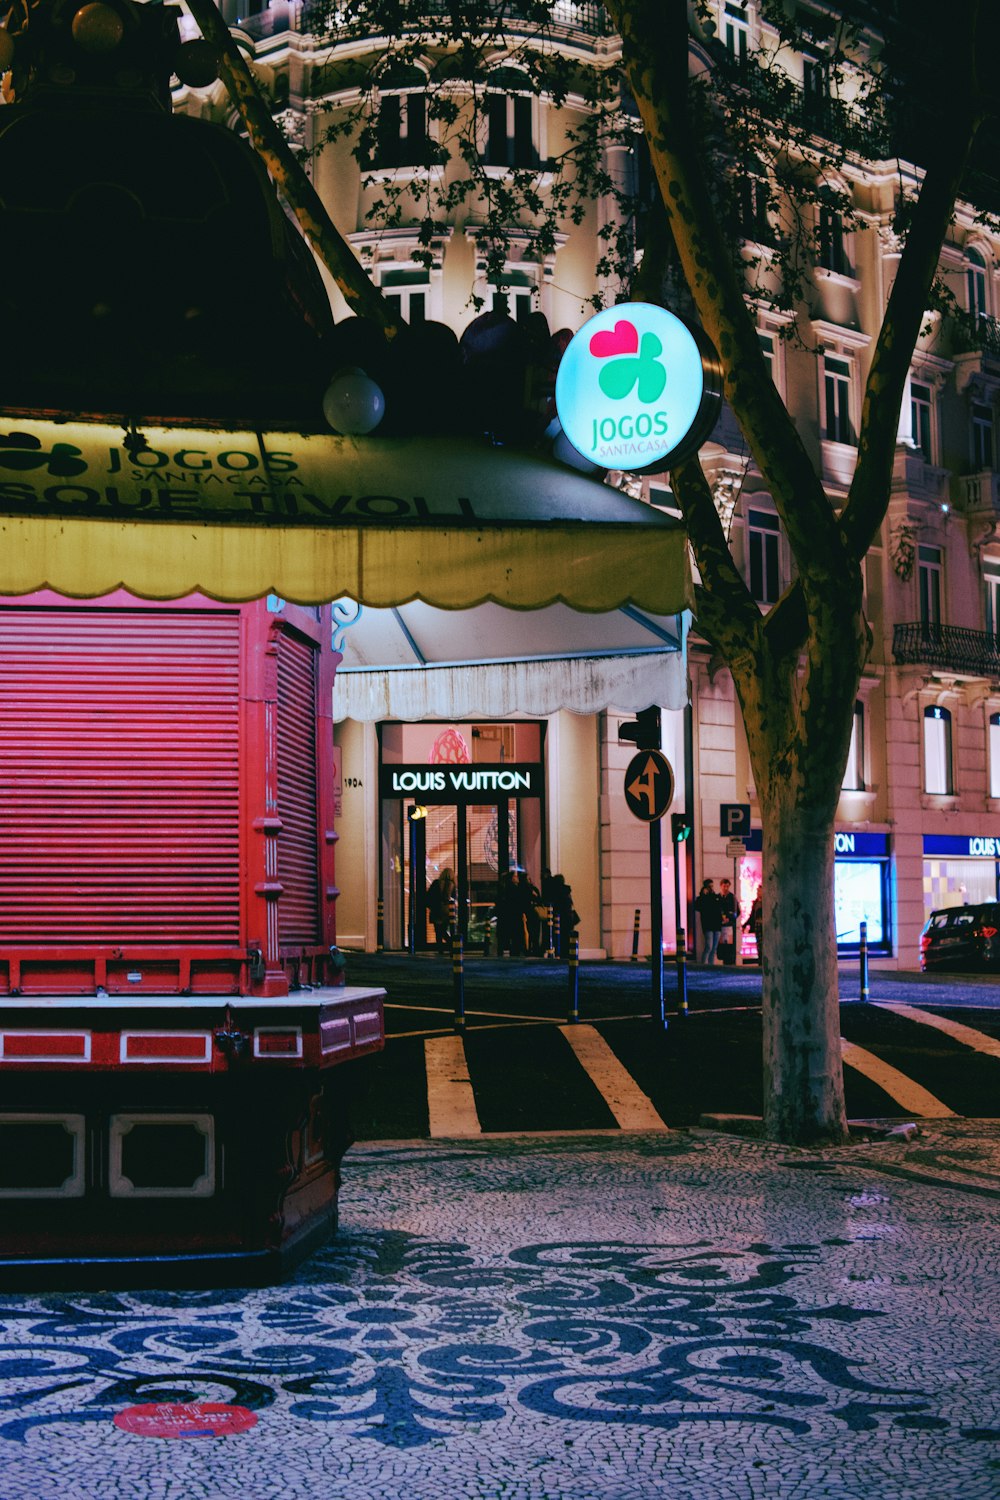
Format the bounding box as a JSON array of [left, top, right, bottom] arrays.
[[0, 606, 241, 947], [276, 629, 321, 947]]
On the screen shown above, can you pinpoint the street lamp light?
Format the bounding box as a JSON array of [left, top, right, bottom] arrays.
[[407, 804, 427, 956]]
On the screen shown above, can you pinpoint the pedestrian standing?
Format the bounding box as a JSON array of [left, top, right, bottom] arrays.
[[695, 878, 722, 965], [495, 870, 526, 956], [718, 877, 739, 964]]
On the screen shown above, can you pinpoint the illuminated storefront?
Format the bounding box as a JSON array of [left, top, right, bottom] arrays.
[[726, 829, 892, 957], [379, 722, 546, 950], [923, 833, 1000, 917]]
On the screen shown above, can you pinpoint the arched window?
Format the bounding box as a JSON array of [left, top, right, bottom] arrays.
[[924, 706, 953, 795], [967, 247, 988, 321]]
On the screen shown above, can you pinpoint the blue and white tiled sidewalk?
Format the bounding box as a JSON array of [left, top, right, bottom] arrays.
[[1, 1121, 999, 1500]]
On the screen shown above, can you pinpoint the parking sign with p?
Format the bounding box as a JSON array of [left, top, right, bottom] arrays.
[[720, 803, 751, 838]]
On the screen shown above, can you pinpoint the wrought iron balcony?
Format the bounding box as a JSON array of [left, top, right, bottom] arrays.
[[303, 0, 611, 42], [893, 621, 1000, 679]]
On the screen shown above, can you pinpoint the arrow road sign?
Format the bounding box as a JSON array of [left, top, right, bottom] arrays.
[[624, 750, 674, 823]]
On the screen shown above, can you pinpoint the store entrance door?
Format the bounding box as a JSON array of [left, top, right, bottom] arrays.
[[405, 800, 520, 952]]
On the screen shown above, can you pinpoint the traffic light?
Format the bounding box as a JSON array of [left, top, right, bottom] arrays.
[[618, 705, 661, 751], [671, 812, 692, 843]]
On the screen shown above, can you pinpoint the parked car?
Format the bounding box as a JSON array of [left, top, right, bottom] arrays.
[[920, 903, 1000, 971]]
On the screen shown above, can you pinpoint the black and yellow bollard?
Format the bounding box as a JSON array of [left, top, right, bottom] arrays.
[[567, 933, 580, 1024], [544, 904, 556, 959], [630, 907, 641, 962], [452, 934, 466, 1032], [376, 896, 384, 952], [553, 911, 561, 961], [676, 927, 689, 1019]]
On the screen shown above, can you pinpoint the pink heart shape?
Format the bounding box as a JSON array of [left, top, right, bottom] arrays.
[[589, 320, 639, 358]]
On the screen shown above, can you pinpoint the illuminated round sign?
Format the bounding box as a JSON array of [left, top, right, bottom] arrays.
[[554, 302, 721, 473]]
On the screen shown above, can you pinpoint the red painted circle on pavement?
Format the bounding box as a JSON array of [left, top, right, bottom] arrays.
[[113, 1402, 258, 1438]]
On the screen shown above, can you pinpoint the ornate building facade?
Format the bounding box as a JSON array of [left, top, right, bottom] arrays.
[[175, 0, 1000, 965]]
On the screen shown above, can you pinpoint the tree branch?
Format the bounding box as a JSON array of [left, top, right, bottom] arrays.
[[841, 0, 984, 557], [605, 0, 846, 599], [183, 0, 401, 333], [669, 455, 761, 650]]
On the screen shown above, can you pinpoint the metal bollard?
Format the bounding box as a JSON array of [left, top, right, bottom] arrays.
[[452, 935, 466, 1032], [676, 927, 689, 1019], [859, 919, 870, 1003], [630, 907, 641, 962], [376, 896, 384, 952], [544, 905, 556, 959], [566, 934, 580, 1024]]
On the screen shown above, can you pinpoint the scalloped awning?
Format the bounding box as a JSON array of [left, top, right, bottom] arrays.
[[332, 600, 688, 720], [0, 420, 692, 613]]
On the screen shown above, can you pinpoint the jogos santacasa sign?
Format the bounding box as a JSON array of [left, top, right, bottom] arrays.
[[555, 303, 722, 472]]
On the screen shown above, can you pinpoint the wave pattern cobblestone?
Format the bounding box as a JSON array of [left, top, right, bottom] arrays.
[[0, 1121, 998, 1499]]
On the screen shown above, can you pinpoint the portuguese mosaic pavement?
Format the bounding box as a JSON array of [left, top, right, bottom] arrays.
[[0, 1121, 998, 1499]]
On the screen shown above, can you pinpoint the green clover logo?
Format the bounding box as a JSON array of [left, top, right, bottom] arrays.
[[590, 327, 667, 404]]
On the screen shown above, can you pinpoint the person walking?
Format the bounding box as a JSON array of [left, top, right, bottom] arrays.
[[695, 878, 722, 965], [718, 877, 739, 964]]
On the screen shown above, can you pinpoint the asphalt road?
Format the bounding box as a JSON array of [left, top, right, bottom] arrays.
[[339, 952, 1000, 1140]]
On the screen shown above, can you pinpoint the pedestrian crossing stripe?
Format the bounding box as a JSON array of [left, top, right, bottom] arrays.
[[839, 1038, 956, 1119]]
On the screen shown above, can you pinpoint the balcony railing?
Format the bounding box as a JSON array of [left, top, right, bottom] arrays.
[[893, 621, 1000, 678], [302, 0, 611, 42]]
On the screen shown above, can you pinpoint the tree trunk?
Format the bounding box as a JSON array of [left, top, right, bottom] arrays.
[[757, 784, 848, 1145]]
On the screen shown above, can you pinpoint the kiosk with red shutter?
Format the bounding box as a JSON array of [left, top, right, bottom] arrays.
[[0, 592, 384, 1286]]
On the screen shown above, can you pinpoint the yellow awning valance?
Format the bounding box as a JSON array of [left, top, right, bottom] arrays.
[[0, 420, 692, 612]]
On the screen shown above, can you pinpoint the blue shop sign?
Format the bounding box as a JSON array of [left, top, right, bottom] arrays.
[[924, 833, 1000, 857], [834, 831, 889, 858]]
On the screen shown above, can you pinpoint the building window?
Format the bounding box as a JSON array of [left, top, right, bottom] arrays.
[[973, 402, 995, 470], [843, 701, 865, 791], [818, 205, 849, 275], [967, 247, 988, 321], [803, 55, 830, 124], [923, 706, 953, 795], [371, 85, 429, 170], [985, 566, 1000, 642], [910, 380, 933, 461], [758, 330, 775, 379], [757, 326, 785, 395], [722, 1, 749, 63], [381, 269, 429, 324], [485, 80, 538, 169], [824, 355, 854, 445], [991, 713, 1000, 799], [736, 173, 770, 242], [747, 509, 781, 604], [489, 279, 536, 323], [918, 545, 942, 634]]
